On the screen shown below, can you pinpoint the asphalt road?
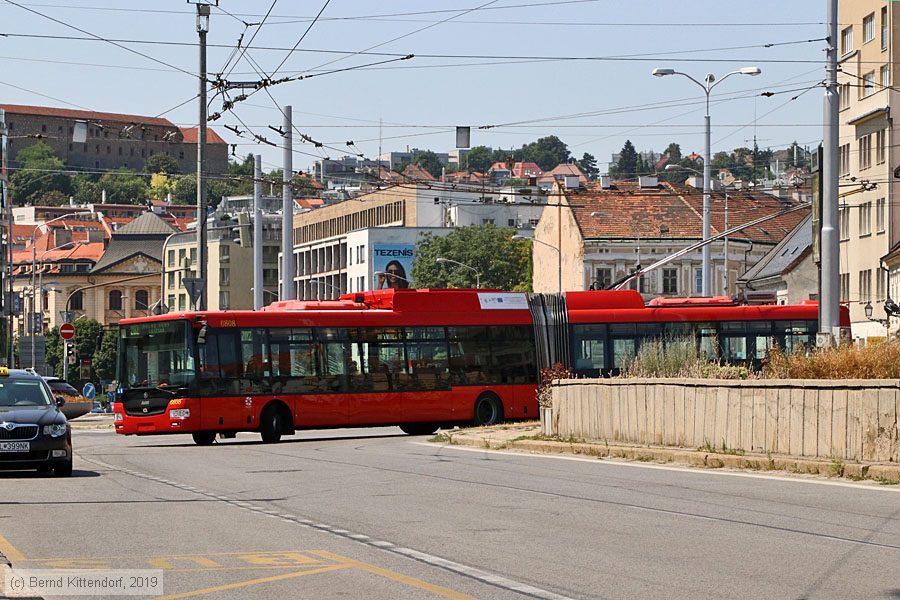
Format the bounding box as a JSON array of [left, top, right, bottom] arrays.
[[2, 428, 899, 600]]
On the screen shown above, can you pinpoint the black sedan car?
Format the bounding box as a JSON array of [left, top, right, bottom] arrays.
[[0, 368, 72, 476]]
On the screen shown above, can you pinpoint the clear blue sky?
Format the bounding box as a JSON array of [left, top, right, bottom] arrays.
[[0, 1, 828, 174]]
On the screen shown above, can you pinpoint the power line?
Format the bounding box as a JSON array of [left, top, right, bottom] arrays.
[[269, 0, 332, 78]]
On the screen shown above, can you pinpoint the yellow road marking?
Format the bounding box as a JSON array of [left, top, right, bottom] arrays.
[[149, 556, 222, 570], [25, 549, 319, 562], [238, 552, 321, 566], [152, 564, 350, 600], [311, 550, 480, 600], [0, 532, 26, 563]]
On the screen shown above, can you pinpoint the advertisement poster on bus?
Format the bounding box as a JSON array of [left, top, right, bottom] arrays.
[[373, 243, 415, 290]]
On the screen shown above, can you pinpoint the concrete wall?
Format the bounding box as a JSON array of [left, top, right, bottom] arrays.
[[552, 379, 900, 463]]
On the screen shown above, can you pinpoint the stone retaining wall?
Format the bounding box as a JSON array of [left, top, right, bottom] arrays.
[[551, 379, 900, 463]]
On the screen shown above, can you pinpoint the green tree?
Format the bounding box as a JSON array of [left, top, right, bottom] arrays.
[[96, 169, 150, 203], [514, 136, 570, 171], [609, 140, 639, 180], [9, 142, 73, 205], [664, 142, 683, 164], [93, 326, 118, 382], [411, 225, 532, 291], [464, 146, 495, 172], [143, 154, 180, 175], [413, 150, 444, 178], [45, 318, 103, 380], [575, 152, 599, 180], [171, 174, 198, 205]]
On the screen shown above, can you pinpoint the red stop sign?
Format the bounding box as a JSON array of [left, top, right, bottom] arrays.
[[60, 323, 75, 341]]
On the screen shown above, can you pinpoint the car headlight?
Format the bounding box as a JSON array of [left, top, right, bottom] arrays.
[[43, 423, 68, 437], [169, 409, 190, 419]]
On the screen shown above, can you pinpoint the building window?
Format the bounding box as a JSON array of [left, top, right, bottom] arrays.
[[877, 269, 887, 300], [881, 65, 890, 89], [839, 207, 850, 241], [662, 268, 678, 294], [135, 290, 149, 310], [179, 151, 184, 160], [841, 26, 853, 55], [839, 144, 850, 176], [862, 71, 876, 97], [859, 134, 872, 170], [877, 198, 886, 233], [864, 13, 876, 43], [594, 267, 612, 290], [178, 295, 186, 311], [108, 290, 123, 311], [118, 147, 122, 156], [167, 249, 175, 266], [41, 124, 47, 133], [882, 7, 889, 50], [219, 291, 230, 310], [219, 267, 230, 286], [839, 82, 851, 110], [95, 144, 100, 154], [70, 291, 83, 311], [167, 295, 175, 310], [263, 268, 278, 286], [220, 245, 229, 263], [167, 271, 175, 287], [694, 268, 703, 294], [839, 273, 850, 302], [859, 269, 872, 302], [130, 148, 134, 157], [876, 129, 886, 164], [859, 202, 872, 236]]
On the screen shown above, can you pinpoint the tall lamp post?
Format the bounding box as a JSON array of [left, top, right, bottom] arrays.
[[435, 257, 480, 289], [664, 164, 731, 296], [652, 65, 761, 296], [512, 234, 561, 294]]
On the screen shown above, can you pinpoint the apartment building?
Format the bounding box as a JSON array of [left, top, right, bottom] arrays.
[[837, 1, 897, 338]]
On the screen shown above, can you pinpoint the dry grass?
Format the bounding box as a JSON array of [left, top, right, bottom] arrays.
[[763, 341, 900, 379], [622, 338, 751, 380]]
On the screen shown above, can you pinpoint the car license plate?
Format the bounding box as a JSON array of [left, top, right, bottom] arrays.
[[0, 441, 30, 452]]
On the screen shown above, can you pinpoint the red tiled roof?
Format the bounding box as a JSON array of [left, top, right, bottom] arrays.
[[295, 198, 324, 209], [0, 104, 174, 128], [401, 164, 436, 182], [179, 126, 226, 145], [512, 162, 543, 178], [568, 181, 808, 245], [13, 241, 105, 265], [488, 161, 511, 172]]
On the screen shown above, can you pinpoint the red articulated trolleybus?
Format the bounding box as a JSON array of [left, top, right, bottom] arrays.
[[113, 288, 850, 445]]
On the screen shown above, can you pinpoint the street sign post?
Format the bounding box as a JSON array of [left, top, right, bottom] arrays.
[[60, 322, 75, 341]]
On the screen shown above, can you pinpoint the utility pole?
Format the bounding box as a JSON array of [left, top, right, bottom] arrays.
[[0, 109, 11, 367], [253, 154, 263, 310], [195, 3, 211, 311], [281, 105, 295, 300], [819, 0, 840, 347]]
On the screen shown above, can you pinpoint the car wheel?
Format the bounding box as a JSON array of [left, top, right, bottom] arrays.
[[473, 393, 503, 427], [260, 405, 284, 444], [399, 423, 440, 436], [53, 460, 73, 477], [192, 432, 217, 446]]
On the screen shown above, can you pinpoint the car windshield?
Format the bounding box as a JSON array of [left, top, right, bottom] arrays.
[[0, 379, 52, 407], [119, 320, 196, 389]]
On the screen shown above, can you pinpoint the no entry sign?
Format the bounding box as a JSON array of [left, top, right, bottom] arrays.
[[60, 323, 75, 341]]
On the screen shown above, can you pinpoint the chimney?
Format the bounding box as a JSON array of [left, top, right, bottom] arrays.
[[88, 230, 104, 243], [686, 175, 703, 189], [563, 175, 581, 190], [101, 189, 107, 203], [53, 228, 72, 247], [599, 175, 611, 189], [638, 175, 658, 188]]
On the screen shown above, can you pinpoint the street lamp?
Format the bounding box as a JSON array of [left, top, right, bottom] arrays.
[[652, 65, 761, 296], [435, 257, 480, 289], [665, 164, 731, 296], [513, 234, 561, 293]]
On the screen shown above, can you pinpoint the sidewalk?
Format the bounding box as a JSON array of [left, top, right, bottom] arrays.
[[432, 422, 900, 485], [69, 413, 115, 430]]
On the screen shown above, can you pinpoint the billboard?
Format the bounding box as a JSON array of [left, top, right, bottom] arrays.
[[373, 243, 415, 290]]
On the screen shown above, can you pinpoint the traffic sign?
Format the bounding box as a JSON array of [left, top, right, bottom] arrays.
[[82, 383, 96, 400], [60, 323, 76, 340]]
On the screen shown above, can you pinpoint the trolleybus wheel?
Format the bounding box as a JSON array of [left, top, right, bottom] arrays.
[[473, 393, 503, 427], [192, 432, 217, 446]]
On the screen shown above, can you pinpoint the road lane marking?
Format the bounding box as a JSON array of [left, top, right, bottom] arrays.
[[152, 564, 351, 600], [313, 550, 479, 600], [0, 532, 26, 562], [417, 442, 900, 492], [149, 556, 222, 570], [81, 455, 576, 600]]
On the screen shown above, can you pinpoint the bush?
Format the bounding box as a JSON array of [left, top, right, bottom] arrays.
[[537, 362, 572, 408], [763, 341, 900, 379]]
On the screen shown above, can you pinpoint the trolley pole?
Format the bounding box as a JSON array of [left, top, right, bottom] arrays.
[[0, 110, 11, 367], [281, 105, 295, 300], [818, 0, 840, 347], [195, 3, 210, 311]]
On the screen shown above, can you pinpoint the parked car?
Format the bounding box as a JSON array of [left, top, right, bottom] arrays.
[[42, 377, 92, 420], [0, 368, 72, 476]]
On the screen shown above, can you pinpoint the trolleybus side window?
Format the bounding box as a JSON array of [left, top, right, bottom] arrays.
[[570, 324, 607, 374]]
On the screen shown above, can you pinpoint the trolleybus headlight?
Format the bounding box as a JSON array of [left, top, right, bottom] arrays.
[[114, 413, 123, 422], [169, 409, 190, 419], [43, 423, 68, 437]]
